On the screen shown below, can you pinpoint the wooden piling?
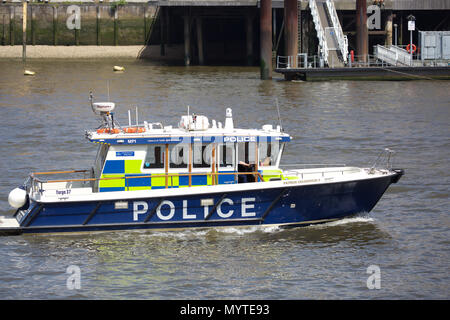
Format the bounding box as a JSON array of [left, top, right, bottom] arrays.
[[196, 17, 204, 65], [31, 4, 35, 46], [10, 5, 14, 46], [166, 6, 170, 46], [114, 7, 118, 46], [53, 6, 57, 46], [2, 15, 5, 46], [22, 1, 27, 62], [75, 28, 79, 46], [183, 15, 191, 66], [260, 0, 272, 79], [160, 6, 165, 56], [284, 0, 298, 68], [246, 15, 253, 66], [356, 0, 368, 62], [143, 4, 147, 44], [96, 5, 101, 46]]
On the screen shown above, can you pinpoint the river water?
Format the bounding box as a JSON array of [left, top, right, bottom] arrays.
[[0, 59, 448, 300]]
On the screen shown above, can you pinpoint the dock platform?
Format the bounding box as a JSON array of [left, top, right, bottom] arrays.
[[275, 66, 450, 81]]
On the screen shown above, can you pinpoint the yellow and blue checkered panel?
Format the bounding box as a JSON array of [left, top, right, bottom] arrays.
[[258, 169, 300, 182], [99, 159, 233, 192]]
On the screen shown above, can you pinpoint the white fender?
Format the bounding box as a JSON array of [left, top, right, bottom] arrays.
[[8, 187, 27, 209]]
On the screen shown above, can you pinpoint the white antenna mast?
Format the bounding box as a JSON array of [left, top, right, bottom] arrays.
[[107, 80, 110, 102], [275, 98, 283, 131]]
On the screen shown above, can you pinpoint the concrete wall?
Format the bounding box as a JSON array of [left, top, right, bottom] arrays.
[[0, 3, 157, 46]]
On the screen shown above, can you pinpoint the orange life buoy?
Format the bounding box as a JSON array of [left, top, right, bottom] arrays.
[[97, 128, 120, 134], [123, 127, 145, 133], [406, 44, 417, 53]]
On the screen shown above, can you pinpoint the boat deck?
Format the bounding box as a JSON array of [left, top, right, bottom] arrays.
[[0, 216, 21, 235]]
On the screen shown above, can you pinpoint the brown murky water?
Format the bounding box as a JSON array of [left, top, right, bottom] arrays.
[[0, 59, 448, 299]]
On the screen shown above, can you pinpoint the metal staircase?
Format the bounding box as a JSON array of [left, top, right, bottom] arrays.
[[309, 0, 348, 67], [375, 45, 413, 66]]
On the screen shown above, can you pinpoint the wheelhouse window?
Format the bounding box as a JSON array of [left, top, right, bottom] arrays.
[[169, 144, 188, 169], [219, 143, 235, 169], [258, 140, 281, 167], [143, 145, 165, 169], [238, 141, 256, 165], [94, 144, 108, 177], [193, 142, 212, 168]]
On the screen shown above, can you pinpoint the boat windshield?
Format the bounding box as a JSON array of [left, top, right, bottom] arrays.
[[94, 144, 109, 178], [258, 141, 283, 167]]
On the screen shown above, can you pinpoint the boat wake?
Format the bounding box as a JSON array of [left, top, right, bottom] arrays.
[[135, 224, 282, 239], [134, 214, 375, 239], [215, 225, 281, 235], [307, 213, 375, 229]]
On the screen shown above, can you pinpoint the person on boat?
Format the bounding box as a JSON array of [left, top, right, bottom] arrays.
[[238, 161, 256, 183]]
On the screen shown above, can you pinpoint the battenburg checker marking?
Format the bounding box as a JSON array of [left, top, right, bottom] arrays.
[[1, 92, 404, 235]]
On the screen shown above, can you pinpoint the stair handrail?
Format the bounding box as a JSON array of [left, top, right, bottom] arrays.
[[389, 45, 413, 66], [309, 0, 328, 64], [326, 0, 348, 63], [375, 45, 412, 66]]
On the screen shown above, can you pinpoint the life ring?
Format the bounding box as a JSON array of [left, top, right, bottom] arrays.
[[97, 128, 120, 134], [406, 44, 416, 53], [123, 127, 145, 133]]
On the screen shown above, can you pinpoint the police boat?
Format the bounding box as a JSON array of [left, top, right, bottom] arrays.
[[2, 94, 403, 235]]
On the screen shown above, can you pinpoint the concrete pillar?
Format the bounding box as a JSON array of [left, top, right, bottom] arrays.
[[301, 11, 310, 55], [10, 6, 14, 46], [356, 0, 368, 62], [160, 7, 165, 56], [385, 11, 393, 46], [260, 0, 272, 79], [183, 16, 191, 66], [52, 6, 57, 46], [166, 6, 171, 46], [196, 17, 204, 65], [31, 5, 36, 45], [399, 13, 403, 45], [97, 5, 101, 46], [272, 8, 276, 46], [284, 0, 298, 68], [246, 15, 253, 66], [22, 1, 27, 62], [114, 7, 118, 46]]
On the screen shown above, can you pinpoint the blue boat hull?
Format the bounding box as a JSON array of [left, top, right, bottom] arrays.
[[16, 173, 400, 234]]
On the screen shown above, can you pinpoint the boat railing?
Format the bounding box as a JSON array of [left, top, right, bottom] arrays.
[[28, 169, 94, 194], [280, 163, 346, 169], [369, 148, 395, 173], [27, 170, 265, 195], [281, 166, 361, 181]]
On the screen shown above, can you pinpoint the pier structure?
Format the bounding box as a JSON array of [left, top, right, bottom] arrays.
[[144, 0, 450, 79], [1, 1, 449, 79]]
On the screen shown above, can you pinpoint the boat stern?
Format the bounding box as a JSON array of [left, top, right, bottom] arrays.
[[0, 215, 21, 236]]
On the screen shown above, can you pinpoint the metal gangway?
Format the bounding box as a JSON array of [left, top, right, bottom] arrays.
[[309, 0, 348, 67], [374, 45, 413, 66]]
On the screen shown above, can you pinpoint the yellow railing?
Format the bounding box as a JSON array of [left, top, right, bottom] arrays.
[[28, 170, 265, 192]]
